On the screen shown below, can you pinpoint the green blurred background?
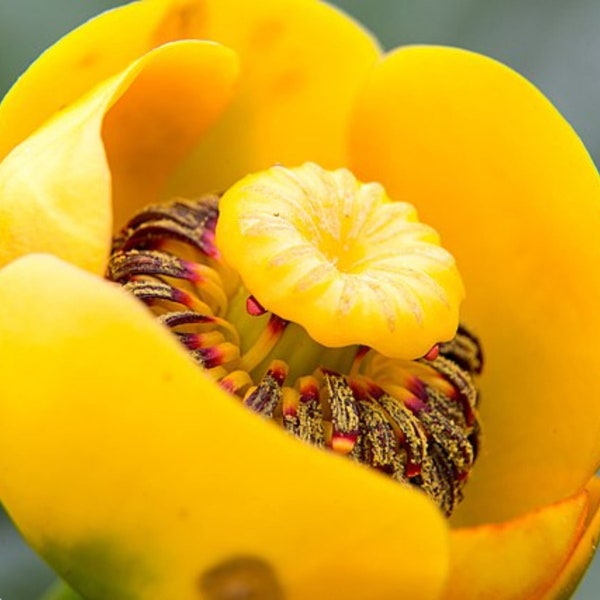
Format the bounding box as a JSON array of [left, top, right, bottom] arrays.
[[1, 1, 599, 598]]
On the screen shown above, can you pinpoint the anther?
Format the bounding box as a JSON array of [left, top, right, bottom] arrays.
[[321, 371, 360, 454]]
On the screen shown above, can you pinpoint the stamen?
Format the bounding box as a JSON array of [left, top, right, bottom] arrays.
[[238, 315, 288, 373], [114, 197, 221, 259], [243, 360, 288, 418], [107, 170, 483, 517], [294, 376, 326, 447], [321, 371, 360, 455], [219, 370, 254, 395]]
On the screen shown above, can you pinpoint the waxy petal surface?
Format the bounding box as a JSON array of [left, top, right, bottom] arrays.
[[443, 489, 588, 599], [167, 0, 380, 195], [0, 0, 379, 202], [0, 254, 449, 600], [0, 41, 237, 274], [349, 46, 600, 524], [0, 0, 217, 159], [545, 477, 600, 599]]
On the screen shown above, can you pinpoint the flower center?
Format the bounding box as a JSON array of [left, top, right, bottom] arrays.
[[106, 163, 483, 516]]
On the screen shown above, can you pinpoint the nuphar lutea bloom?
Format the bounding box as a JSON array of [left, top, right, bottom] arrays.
[[0, 1, 599, 599]]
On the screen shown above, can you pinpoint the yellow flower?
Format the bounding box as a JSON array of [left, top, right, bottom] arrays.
[[0, 1, 599, 598]]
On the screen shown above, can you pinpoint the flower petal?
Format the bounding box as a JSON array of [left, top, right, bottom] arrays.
[[0, 0, 380, 200], [0, 41, 238, 274], [163, 0, 381, 195], [544, 476, 600, 599], [0, 0, 211, 159], [0, 254, 449, 600], [349, 46, 600, 524], [443, 489, 588, 599]]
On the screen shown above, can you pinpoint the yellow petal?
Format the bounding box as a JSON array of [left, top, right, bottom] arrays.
[[443, 489, 588, 599], [544, 476, 600, 599], [0, 254, 449, 600], [0, 41, 238, 274], [1, 0, 379, 201], [349, 46, 600, 524], [0, 0, 211, 160], [165, 0, 381, 195]]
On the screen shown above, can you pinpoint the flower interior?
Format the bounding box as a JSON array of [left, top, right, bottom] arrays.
[[106, 163, 483, 516]]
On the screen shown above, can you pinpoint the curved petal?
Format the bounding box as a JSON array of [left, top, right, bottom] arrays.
[[0, 0, 213, 160], [349, 46, 600, 524], [167, 0, 381, 195], [443, 489, 588, 599], [545, 476, 600, 599], [0, 41, 238, 275], [0, 0, 380, 199], [0, 254, 449, 600]]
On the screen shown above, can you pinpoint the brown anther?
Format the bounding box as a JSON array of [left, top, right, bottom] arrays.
[[321, 371, 360, 454], [243, 361, 288, 418], [115, 196, 221, 258]]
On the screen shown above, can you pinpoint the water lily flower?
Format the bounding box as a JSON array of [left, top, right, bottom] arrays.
[[1, 0, 599, 598]]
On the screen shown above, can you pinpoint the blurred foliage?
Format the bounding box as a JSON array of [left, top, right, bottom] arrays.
[[1, 1, 599, 598]]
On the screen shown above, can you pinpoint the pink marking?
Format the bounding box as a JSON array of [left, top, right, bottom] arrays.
[[424, 345, 439, 361], [406, 376, 428, 401], [268, 314, 289, 334], [364, 380, 385, 399], [183, 261, 205, 284], [246, 295, 267, 316], [172, 288, 194, 307], [299, 382, 319, 403], [267, 362, 288, 386], [219, 379, 237, 394], [198, 347, 223, 369], [201, 229, 220, 259], [403, 395, 428, 414]]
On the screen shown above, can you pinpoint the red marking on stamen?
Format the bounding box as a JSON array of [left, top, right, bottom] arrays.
[[246, 295, 267, 316], [196, 343, 238, 369], [406, 376, 428, 401], [266, 360, 289, 386], [219, 378, 238, 394], [268, 314, 288, 334], [403, 395, 429, 414], [424, 345, 439, 361], [282, 394, 299, 417], [298, 380, 319, 403], [182, 261, 205, 284], [177, 332, 203, 350], [348, 379, 368, 400], [457, 470, 470, 482], [405, 462, 421, 478], [362, 380, 385, 399], [172, 288, 195, 307], [355, 345, 370, 361], [196, 347, 224, 369], [201, 228, 220, 259]]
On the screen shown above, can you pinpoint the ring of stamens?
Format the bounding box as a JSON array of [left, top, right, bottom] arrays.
[[107, 195, 483, 516]]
